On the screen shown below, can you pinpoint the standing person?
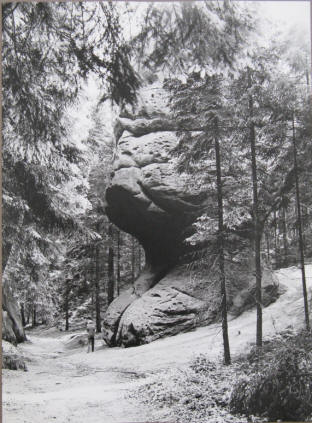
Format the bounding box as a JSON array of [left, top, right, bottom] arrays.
[[86, 318, 96, 353]]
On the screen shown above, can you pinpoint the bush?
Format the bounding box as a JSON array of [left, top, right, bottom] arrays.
[[2, 340, 27, 371], [131, 355, 249, 423], [230, 331, 312, 421], [132, 331, 312, 422]]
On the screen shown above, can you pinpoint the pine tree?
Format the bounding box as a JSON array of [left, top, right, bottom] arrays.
[[292, 114, 310, 331], [247, 67, 262, 347], [214, 117, 231, 364], [107, 224, 115, 306], [2, 2, 140, 343], [94, 239, 101, 333], [134, 1, 256, 362]]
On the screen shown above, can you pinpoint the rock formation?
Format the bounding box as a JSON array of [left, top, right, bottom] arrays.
[[103, 81, 277, 347]]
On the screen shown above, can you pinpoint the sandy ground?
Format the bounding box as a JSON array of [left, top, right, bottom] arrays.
[[3, 265, 312, 423]]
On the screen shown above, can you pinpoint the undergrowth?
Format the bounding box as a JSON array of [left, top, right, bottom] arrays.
[[130, 355, 259, 423], [130, 330, 312, 423], [230, 330, 312, 421]]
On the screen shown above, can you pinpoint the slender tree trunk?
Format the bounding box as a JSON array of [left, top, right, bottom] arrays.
[[26, 308, 30, 325], [131, 236, 135, 283], [282, 206, 289, 266], [265, 230, 270, 263], [107, 223, 115, 305], [90, 248, 95, 320], [94, 241, 101, 333], [138, 244, 142, 273], [32, 304, 37, 327], [20, 304, 26, 327], [248, 69, 262, 347], [273, 210, 279, 269], [65, 280, 70, 331], [2, 210, 25, 277], [116, 230, 121, 296], [214, 119, 231, 365], [65, 307, 69, 331], [292, 114, 310, 331], [91, 292, 94, 321], [302, 205, 307, 249], [2, 211, 27, 341]]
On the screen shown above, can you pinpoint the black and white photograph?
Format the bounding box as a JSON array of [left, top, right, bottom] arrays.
[[2, 1, 312, 422]]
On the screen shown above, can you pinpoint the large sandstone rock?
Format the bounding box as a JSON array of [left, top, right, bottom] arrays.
[[103, 81, 277, 347], [63, 333, 88, 349]]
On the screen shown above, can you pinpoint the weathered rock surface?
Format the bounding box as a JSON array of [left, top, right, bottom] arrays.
[[106, 83, 206, 281], [114, 268, 209, 347], [230, 268, 281, 316], [103, 81, 278, 347], [63, 333, 88, 350]]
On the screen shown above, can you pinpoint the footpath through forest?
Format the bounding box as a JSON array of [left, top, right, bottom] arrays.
[[3, 265, 312, 423]]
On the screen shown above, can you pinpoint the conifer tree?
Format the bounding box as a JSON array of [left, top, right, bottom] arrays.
[[2, 2, 139, 342], [247, 67, 262, 347], [214, 117, 231, 364], [292, 114, 310, 331]]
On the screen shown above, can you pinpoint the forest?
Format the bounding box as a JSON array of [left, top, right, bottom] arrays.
[[2, 1, 312, 423]]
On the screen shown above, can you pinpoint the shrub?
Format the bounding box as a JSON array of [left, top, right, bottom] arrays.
[[131, 355, 248, 423], [230, 331, 312, 421], [2, 340, 27, 371]]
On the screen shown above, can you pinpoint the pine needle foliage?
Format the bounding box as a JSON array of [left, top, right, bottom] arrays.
[[131, 1, 253, 74], [2, 1, 140, 232]]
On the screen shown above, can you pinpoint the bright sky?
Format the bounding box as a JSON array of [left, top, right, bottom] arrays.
[[258, 1, 310, 34], [121, 1, 311, 40], [83, 0, 311, 101]]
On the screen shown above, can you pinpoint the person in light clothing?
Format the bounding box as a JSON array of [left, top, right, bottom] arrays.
[[86, 318, 96, 353]]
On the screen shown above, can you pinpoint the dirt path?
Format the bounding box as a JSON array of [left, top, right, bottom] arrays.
[[3, 265, 312, 423], [2, 332, 158, 423]]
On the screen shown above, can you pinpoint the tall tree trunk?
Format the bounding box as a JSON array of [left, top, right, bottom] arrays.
[[20, 304, 26, 327], [214, 120, 231, 365], [65, 305, 69, 331], [2, 210, 25, 276], [107, 223, 115, 305], [138, 244, 142, 273], [94, 240, 101, 333], [131, 236, 135, 283], [265, 230, 270, 263], [302, 205, 307, 250], [292, 114, 310, 330], [248, 69, 262, 347], [2, 211, 26, 343], [64, 279, 70, 331], [32, 304, 37, 327], [90, 248, 95, 320], [116, 230, 121, 296], [282, 206, 289, 266], [273, 210, 279, 269]]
